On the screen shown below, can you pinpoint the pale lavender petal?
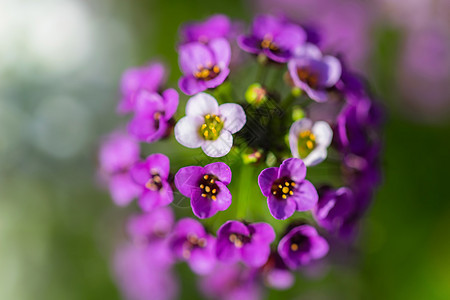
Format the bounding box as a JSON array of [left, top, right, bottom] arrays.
[[162, 88, 179, 119], [178, 42, 213, 74], [201, 130, 233, 157], [109, 174, 141, 206], [146, 153, 170, 179], [174, 116, 204, 148], [219, 103, 246, 134], [322, 56, 342, 87], [130, 161, 151, 186], [179, 75, 207, 95], [209, 38, 231, 66], [185, 93, 219, 117]]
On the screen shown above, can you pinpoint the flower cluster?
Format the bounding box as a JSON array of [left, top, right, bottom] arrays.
[[99, 13, 383, 300]]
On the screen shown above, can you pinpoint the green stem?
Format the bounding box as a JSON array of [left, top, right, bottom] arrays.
[[236, 165, 254, 220]]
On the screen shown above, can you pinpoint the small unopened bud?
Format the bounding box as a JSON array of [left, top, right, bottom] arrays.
[[292, 107, 305, 121], [242, 148, 263, 164], [245, 83, 267, 106]]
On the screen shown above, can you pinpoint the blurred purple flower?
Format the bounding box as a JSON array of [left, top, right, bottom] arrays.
[[178, 38, 231, 95], [128, 89, 178, 143], [180, 14, 232, 44], [258, 158, 318, 220], [98, 131, 141, 206], [238, 14, 306, 63], [174, 93, 246, 157], [199, 263, 262, 300], [288, 43, 341, 102], [114, 243, 178, 300], [118, 62, 166, 114], [175, 162, 232, 219], [261, 252, 295, 290], [130, 153, 173, 211], [169, 218, 216, 275], [313, 186, 353, 234], [278, 224, 329, 269], [216, 220, 275, 267]]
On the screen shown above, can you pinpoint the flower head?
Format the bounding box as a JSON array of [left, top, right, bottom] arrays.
[[258, 158, 318, 220], [289, 118, 333, 166], [199, 263, 262, 300], [128, 88, 179, 143], [216, 220, 275, 267], [130, 153, 173, 211], [180, 14, 232, 44], [178, 38, 231, 95], [118, 62, 166, 114], [278, 224, 329, 269], [175, 162, 232, 218], [288, 44, 341, 102], [169, 218, 216, 275], [98, 131, 141, 206], [174, 93, 246, 157], [238, 15, 306, 63]]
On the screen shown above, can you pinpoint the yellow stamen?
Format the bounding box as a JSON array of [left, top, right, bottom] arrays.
[[291, 243, 298, 251], [282, 187, 289, 194]]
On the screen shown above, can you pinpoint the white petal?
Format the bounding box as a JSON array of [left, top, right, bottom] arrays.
[[312, 121, 333, 147], [294, 43, 322, 59], [304, 147, 327, 166], [174, 116, 204, 148], [219, 103, 246, 134], [289, 118, 313, 158], [185, 93, 219, 117], [323, 55, 342, 87], [201, 130, 232, 157]]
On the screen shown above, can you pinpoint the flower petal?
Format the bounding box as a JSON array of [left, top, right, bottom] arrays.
[[178, 42, 213, 74], [322, 55, 342, 87], [185, 93, 219, 117], [241, 241, 271, 267], [249, 223, 275, 244], [214, 181, 232, 211], [268, 195, 296, 220], [237, 35, 261, 54], [291, 180, 318, 211], [209, 38, 231, 66], [312, 121, 333, 147], [174, 116, 204, 148], [203, 162, 232, 185], [289, 118, 313, 158], [258, 167, 279, 197], [219, 103, 246, 134], [174, 166, 203, 197], [201, 130, 233, 157], [179, 75, 207, 95], [278, 158, 306, 182], [189, 236, 216, 275], [109, 174, 141, 206], [162, 88, 179, 119], [145, 153, 170, 179], [191, 189, 219, 219], [303, 147, 327, 166]]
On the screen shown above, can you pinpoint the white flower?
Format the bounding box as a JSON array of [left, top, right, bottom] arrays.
[[175, 93, 246, 157], [289, 118, 333, 166]]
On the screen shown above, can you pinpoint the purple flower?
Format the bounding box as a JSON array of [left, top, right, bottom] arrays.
[[178, 38, 231, 95], [114, 243, 178, 300], [98, 131, 141, 206], [180, 14, 232, 44], [288, 43, 341, 102], [289, 118, 333, 166], [175, 162, 232, 219], [199, 263, 262, 300], [118, 62, 166, 114], [258, 158, 318, 220], [313, 187, 354, 233], [130, 153, 173, 211], [216, 220, 275, 267], [261, 252, 295, 290], [174, 93, 246, 157], [238, 15, 306, 63], [128, 88, 179, 143], [278, 224, 329, 269], [169, 218, 216, 275]]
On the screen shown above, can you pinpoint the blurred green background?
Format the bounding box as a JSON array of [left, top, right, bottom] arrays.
[[1, 0, 449, 299]]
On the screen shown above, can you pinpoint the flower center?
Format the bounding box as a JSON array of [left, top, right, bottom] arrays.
[[183, 233, 207, 259], [198, 174, 220, 200], [199, 114, 224, 140], [298, 130, 316, 158], [145, 172, 163, 191], [290, 234, 310, 252], [228, 233, 251, 248], [271, 177, 296, 200], [297, 67, 319, 88], [153, 111, 163, 129], [260, 35, 279, 51], [193, 63, 221, 81]]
